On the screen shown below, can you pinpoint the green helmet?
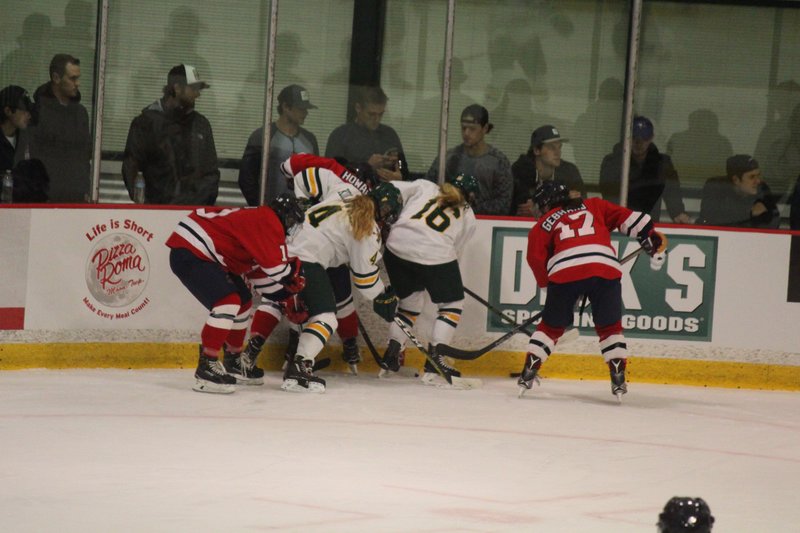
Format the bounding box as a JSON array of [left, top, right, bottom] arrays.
[[448, 174, 480, 203], [368, 182, 403, 226]]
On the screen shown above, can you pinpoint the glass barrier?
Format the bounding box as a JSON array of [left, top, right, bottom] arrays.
[[0, 0, 97, 204], [638, 2, 800, 228]]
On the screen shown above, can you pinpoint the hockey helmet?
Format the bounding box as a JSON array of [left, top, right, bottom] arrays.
[[269, 192, 305, 235], [368, 182, 403, 226], [448, 174, 480, 204], [345, 161, 378, 189], [657, 497, 714, 533], [533, 180, 569, 212]]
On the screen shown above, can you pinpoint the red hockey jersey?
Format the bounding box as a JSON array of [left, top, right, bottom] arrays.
[[527, 197, 652, 287], [165, 207, 290, 281]]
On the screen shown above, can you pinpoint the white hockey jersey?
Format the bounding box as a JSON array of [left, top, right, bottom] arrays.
[[387, 180, 476, 265], [287, 198, 385, 300]]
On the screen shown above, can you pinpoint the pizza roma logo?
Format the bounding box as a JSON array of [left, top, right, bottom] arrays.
[[85, 233, 150, 307]]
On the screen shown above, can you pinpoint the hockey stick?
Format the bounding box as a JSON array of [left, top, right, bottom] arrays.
[[464, 286, 534, 337], [358, 319, 386, 369], [392, 316, 481, 389], [438, 246, 645, 360]]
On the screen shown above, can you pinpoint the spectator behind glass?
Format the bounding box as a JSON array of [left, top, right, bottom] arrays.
[[511, 125, 585, 217], [325, 85, 409, 182], [599, 116, 691, 224], [424, 104, 512, 215], [1, 85, 48, 202], [238, 84, 319, 206], [25, 53, 91, 203], [696, 155, 779, 229], [122, 64, 219, 205]]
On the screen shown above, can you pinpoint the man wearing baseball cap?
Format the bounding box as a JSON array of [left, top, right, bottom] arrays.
[[696, 154, 779, 228], [599, 115, 691, 224], [1, 85, 49, 202], [511, 124, 585, 217], [238, 84, 320, 206], [122, 64, 219, 205], [1, 85, 33, 173], [424, 104, 512, 215]]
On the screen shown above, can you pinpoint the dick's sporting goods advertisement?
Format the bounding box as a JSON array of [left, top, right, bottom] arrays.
[[487, 227, 718, 341]]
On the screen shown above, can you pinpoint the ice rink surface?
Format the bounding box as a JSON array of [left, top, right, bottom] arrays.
[[1, 368, 798, 532]]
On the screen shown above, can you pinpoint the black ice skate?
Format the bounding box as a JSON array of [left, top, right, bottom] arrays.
[[223, 338, 265, 386], [378, 339, 402, 374], [421, 343, 462, 386], [341, 337, 361, 375], [193, 347, 236, 394], [608, 358, 628, 402], [517, 353, 542, 398], [281, 355, 326, 393]]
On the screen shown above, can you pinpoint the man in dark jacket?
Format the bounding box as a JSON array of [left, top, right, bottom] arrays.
[[122, 64, 219, 205], [238, 84, 319, 206], [599, 116, 691, 224], [27, 54, 91, 203], [511, 124, 585, 217], [1, 85, 49, 202], [697, 155, 779, 228]]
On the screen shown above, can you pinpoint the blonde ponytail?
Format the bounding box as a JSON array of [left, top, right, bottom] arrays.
[[436, 182, 467, 209], [346, 195, 376, 240]]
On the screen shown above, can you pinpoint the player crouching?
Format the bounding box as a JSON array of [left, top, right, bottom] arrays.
[[281, 183, 403, 393], [518, 181, 666, 401]]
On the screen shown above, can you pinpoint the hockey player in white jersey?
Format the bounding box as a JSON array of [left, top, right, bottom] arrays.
[[281, 182, 403, 393], [234, 154, 377, 377], [379, 174, 478, 385]]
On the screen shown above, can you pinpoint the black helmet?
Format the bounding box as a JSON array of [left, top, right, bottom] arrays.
[[367, 182, 403, 226], [657, 497, 714, 533], [345, 161, 378, 189], [447, 174, 480, 204], [269, 192, 305, 235], [533, 180, 569, 212]]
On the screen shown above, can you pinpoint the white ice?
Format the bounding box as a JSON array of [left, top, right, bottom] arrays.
[[1, 368, 798, 532]]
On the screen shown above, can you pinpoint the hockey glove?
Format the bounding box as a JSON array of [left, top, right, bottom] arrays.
[[282, 256, 306, 294], [372, 287, 398, 322], [637, 226, 668, 257], [282, 294, 309, 325]]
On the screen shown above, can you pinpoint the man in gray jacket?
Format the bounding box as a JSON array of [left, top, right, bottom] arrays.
[[123, 64, 219, 205]]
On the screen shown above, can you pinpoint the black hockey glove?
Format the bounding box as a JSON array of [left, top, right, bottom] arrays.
[[373, 287, 398, 322], [637, 225, 667, 257]]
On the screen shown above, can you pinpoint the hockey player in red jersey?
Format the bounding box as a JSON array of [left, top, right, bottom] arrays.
[[166, 198, 305, 394], [518, 180, 666, 400]]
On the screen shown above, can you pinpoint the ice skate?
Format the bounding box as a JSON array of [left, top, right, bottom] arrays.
[[193, 347, 236, 394], [341, 337, 361, 375], [517, 353, 542, 398], [223, 338, 265, 386], [377, 339, 402, 377], [608, 358, 627, 402], [421, 343, 462, 386], [281, 355, 326, 393]]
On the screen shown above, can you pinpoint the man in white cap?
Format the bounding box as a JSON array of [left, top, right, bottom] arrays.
[[122, 64, 219, 205]]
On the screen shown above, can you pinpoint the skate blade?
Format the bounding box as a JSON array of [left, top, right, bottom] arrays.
[[192, 379, 235, 394], [348, 364, 358, 376], [615, 391, 625, 403], [281, 378, 325, 394], [518, 386, 529, 398]]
